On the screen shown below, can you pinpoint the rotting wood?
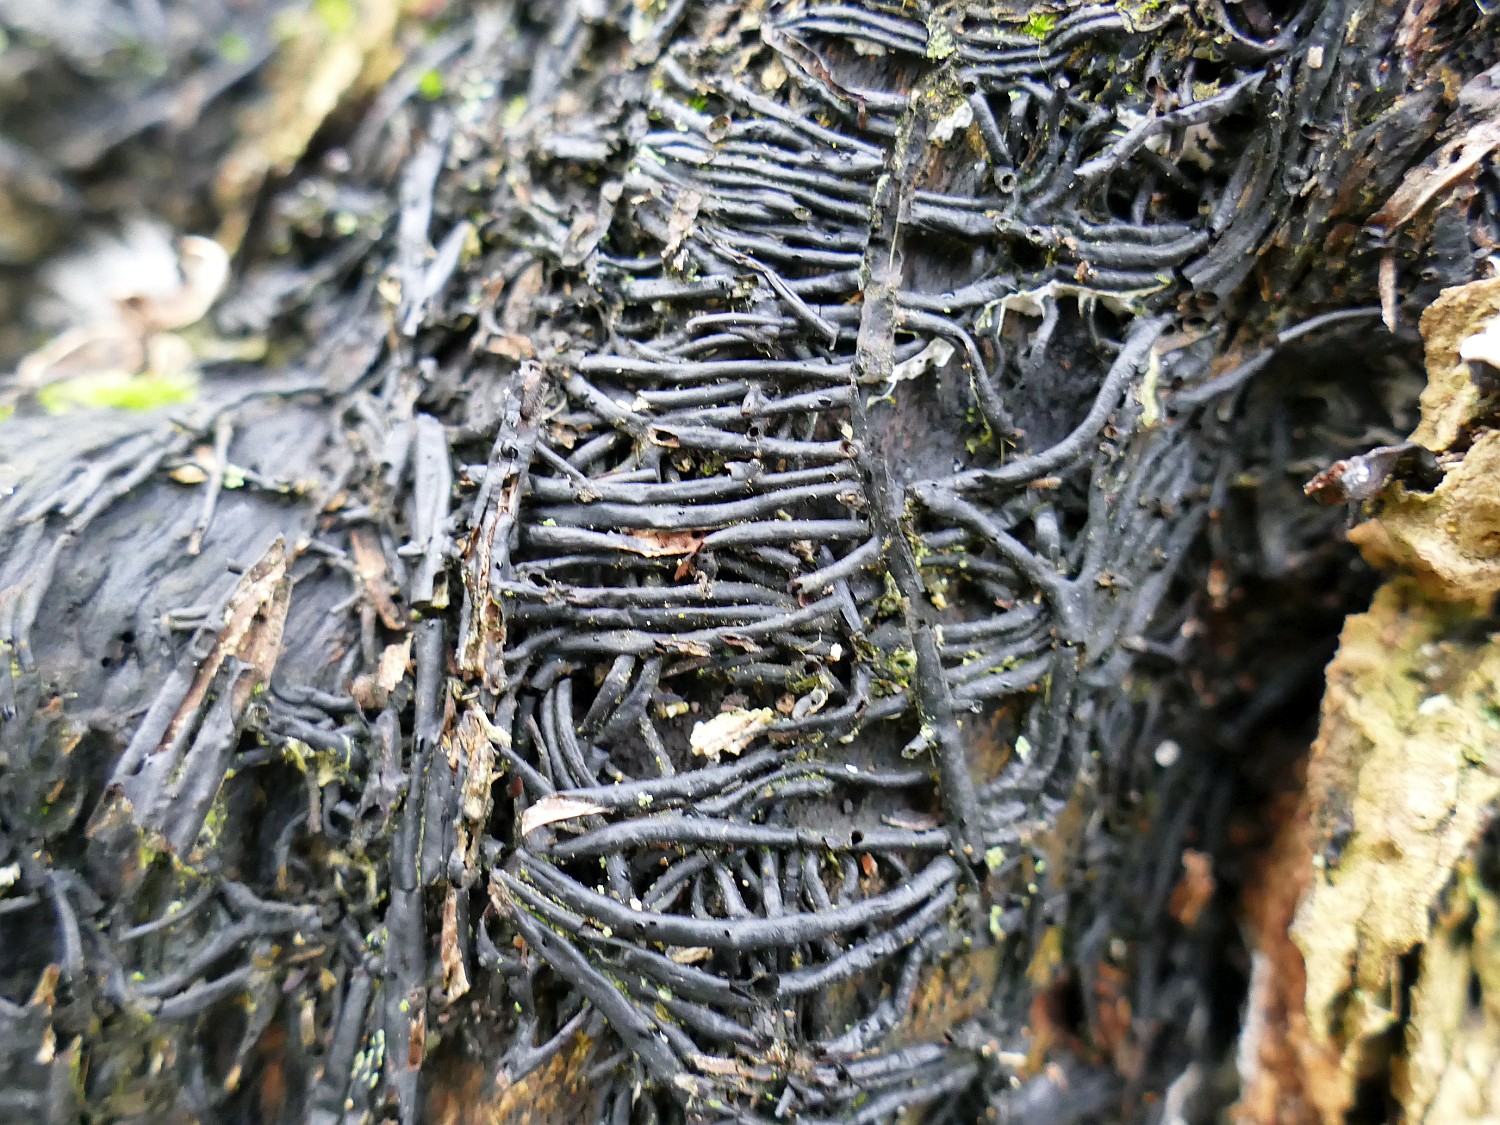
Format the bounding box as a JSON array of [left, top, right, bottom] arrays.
[[1, 2, 1499, 1124]]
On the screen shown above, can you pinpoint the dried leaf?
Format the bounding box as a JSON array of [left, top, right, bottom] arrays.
[[520, 795, 609, 837], [617, 529, 706, 558], [453, 708, 499, 829], [484, 333, 536, 360], [441, 887, 470, 1003], [722, 632, 763, 653], [500, 262, 546, 333], [683, 1053, 775, 1081], [34, 1024, 55, 1065], [351, 527, 406, 630], [168, 537, 292, 748], [662, 188, 703, 267], [1369, 112, 1500, 239], [689, 707, 774, 762], [377, 638, 412, 693], [1091, 962, 1135, 1074], [1168, 849, 1215, 927]]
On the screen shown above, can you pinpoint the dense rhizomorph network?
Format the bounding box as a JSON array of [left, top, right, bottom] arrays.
[[0, 1, 1495, 1122]]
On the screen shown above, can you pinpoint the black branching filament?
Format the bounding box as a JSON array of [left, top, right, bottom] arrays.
[[0, 0, 1494, 1123]]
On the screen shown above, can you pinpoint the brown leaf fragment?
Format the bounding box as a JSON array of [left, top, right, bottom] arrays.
[[483, 333, 536, 361], [441, 887, 470, 1003], [446, 708, 500, 877], [1380, 252, 1399, 332], [34, 1024, 55, 1065], [689, 708, 774, 762], [89, 538, 293, 865], [1368, 63, 1500, 240], [351, 527, 405, 630], [618, 529, 705, 558], [377, 638, 412, 693], [658, 637, 711, 657], [408, 1000, 427, 1068], [458, 369, 544, 692], [500, 262, 546, 334], [27, 965, 60, 1011], [520, 795, 609, 837], [167, 537, 293, 751], [683, 1053, 776, 1082], [1091, 962, 1136, 1074], [1168, 849, 1215, 927], [662, 188, 703, 268]]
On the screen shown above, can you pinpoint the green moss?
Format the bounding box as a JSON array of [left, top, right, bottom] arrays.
[[887, 646, 917, 679], [418, 68, 445, 100], [788, 672, 825, 695], [196, 797, 230, 852], [924, 574, 950, 610], [873, 571, 906, 619], [925, 16, 955, 59], [1022, 12, 1057, 40], [873, 646, 918, 697], [313, 0, 355, 35], [964, 403, 995, 455], [38, 368, 198, 414], [501, 96, 528, 128], [988, 904, 1007, 938], [217, 31, 251, 62], [1118, 0, 1167, 30]]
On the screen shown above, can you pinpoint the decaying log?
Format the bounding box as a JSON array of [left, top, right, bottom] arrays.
[[1, 1, 1499, 1123]]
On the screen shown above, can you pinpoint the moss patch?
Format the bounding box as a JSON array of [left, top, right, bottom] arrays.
[[37, 369, 199, 414]]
